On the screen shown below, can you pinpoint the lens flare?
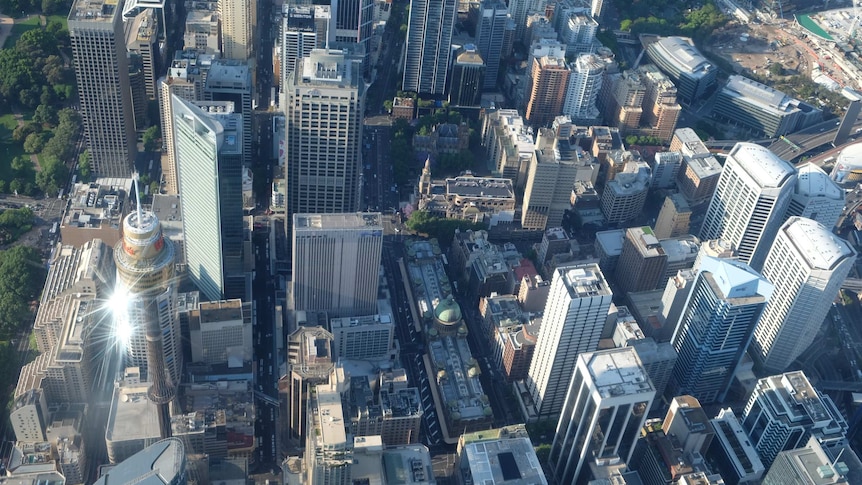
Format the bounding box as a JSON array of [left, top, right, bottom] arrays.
[[108, 288, 132, 349]]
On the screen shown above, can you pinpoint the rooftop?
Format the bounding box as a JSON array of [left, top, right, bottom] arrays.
[[584, 347, 655, 399], [106, 381, 161, 443], [294, 212, 382, 230], [596, 229, 626, 255], [649, 36, 714, 76], [685, 154, 722, 179], [700, 256, 774, 302], [462, 436, 547, 485], [445, 176, 514, 200], [382, 444, 435, 485], [62, 180, 130, 232], [205, 59, 251, 90], [795, 163, 844, 200], [559, 264, 612, 299], [428, 336, 490, 421], [782, 217, 855, 270], [731, 142, 795, 188], [722, 75, 815, 117], [69, 0, 119, 22], [197, 299, 244, 324], [711, 408, 764, 478], [94, 438, 185, 485]]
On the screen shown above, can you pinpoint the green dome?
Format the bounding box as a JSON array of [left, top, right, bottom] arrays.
[[434, 296, 462, 325]]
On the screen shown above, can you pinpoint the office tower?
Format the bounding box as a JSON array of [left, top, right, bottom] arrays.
[[786, 163, 844, 230], [637, 64, 682, 142], [750, 217, 856, 374], [600, 161, 650, 224], [525, 263, 613, 420], [172, 96, 245, 301], [183, 8, 220, 54], [307, 366, 353, 484], [663, 396, 714, 455], [281, 5, 324, 93], [613, 319, 677, 401], [403, 0, 457, 94], [763, 436, 856, 484], [655, 194, 692, 239], [708, 408, 765, 485], [331, 314, 394, 360], [699, 143, 796, 270], [285, 49, 364, 224], [645, 36, 716, 105], [742, 371, 847, 468], [457, 425, 548, 485], [113, 191, 180, 439], [126, 7, 160, 104], [549, 347, 655, 484], [481, 109, 534, 186], [69, 0, 136, 178], [335, 0, 373, 66], [218, 0, 253, 60], [188, 299, 253, 364], [204, 59, 253, 166], [281, 326, 335, 446], [473, 0, 507, 90], [714, 76, 823, 137], [292, 213, 382, 317], [521, 127, 581, 230], [96, 438, 186, 485], [563, 53, 603, 124], [615, 227, 668, 294], [525, 55, 569, 127], [669, 256, 773, 404], [448, 45, 485, 106]]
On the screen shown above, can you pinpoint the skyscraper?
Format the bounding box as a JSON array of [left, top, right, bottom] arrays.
[[281, 6, 322, 91], [525, 263, 613, 420], [403, 0, 458, 94], [284, 49, 364, 225], [204, 59, 253, 166], [669, 256, 773, 404], [473, 0, 507, 90], [615, 226, 668, 294], [786, 163, 844, 230], [562, 53, 603, 124], [549, 347, 655, 484], [334, 0, 373, 67], [218, 0, 254, 60], [699, 143, 796, 270], [742, 371, 847, 468], [291, 213, 383, 317], [750, 217, 856, 374], [113, 189, 180, 439], [520, 126, 581, 230], [69, 0, 137, 178], [172, 96, 245, 301], [448, 45, 485, 106]]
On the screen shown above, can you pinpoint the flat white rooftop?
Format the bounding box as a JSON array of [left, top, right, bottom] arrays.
[[783, 217, 854, 270]]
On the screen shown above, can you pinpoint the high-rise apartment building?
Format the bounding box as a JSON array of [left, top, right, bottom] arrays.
[[204, 59, 253, 166], [69, 0, 137, 178], [113, 198, 180, 439], [481, 109, 534, 186], [285, 49, 364, 225], [750, 217, 856, 374], [669, 256, 773, 404], [525, 55, 569, 126], [699, 143, 796, 270], [403, 0, 457, 94], [563, 53, 603, 124], [605, 70, 645, 134], [655, 193, 692, 239], [742, 371, 847, 468], [615, 226, 668, 294], [218, 0, 253, 60], [521, 127, 581, 230], [473, 0, 507, 90], [549, 347, 655, 484], [448, 44, 485, 106], [524, 263, 613, 420], [600, 159, 651, 224], [637, 64, 682, 142], [172, 96, 245, 301], [786, 163, 844, 230], [292, 213, 382, 317]]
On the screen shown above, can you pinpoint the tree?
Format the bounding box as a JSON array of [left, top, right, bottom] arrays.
[[12, 122, 39, 142], [11, 156, 34, 179], [383, 99, 393, 112], [78, 150, 91, 179], [149, 181, 160, 195], [33, 104, 58, 127], [0, 245, 44, 337], [142, 125, 160, 152], [35, 156, 67, 196], [23, 132, 46, 153], [768, 63, 783, 76], [405, 210, 485, 247]]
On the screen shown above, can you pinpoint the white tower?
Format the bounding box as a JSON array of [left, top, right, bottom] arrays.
[[563, 53, 603, 123], [750, 217, 856, 374], [699, 142, 796, 270], [785, 163, 844, 230], [525, 263, 612, 420], [549, 347, 655, 484]]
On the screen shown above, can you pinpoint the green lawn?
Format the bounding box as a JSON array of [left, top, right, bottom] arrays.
[[3, 16, 40, 49], [45, 14, 66, 29]]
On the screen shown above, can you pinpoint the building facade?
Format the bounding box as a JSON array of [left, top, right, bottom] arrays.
[[403, 0, 457, 94]]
